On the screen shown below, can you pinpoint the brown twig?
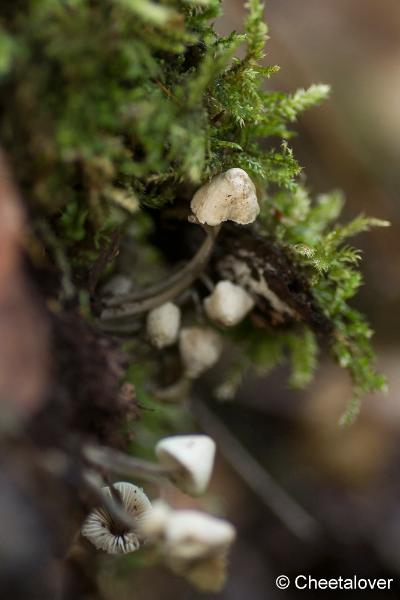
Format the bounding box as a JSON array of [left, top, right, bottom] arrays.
[[100, 224, 220, 320], [83, 444, 174, 482], [154, 79, 177, 101]]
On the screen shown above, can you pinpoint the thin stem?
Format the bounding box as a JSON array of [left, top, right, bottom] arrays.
[[100, 224, 220, 320], [40, 448, 139, 534], [82, 470, 136, 532], [83, 444, 174, 482]]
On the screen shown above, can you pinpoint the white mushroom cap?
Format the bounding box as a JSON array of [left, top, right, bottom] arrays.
[[139, 501, 235, 592], [179, 327, 222, 379], [190, 168, 259, 226], [81, 482, 152, 554], [155, 435, 216, 496], [204, 280, 254, 326], [146, 302, 181, 349], [163, 509, 236, 561]]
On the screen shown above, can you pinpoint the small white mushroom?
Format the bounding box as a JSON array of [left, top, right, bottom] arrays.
[[156, 434, 216, 496], [190, 168, 260, 226], [81, 482, 152, 554], [164, 509, 236, 561], [165, 512, 234, 592], [179, 327, 222, 379], [204, 280, 254, 326], [140, 501, 236, 593], [140, 500, 235, 560], [146, 302, 181, 349]]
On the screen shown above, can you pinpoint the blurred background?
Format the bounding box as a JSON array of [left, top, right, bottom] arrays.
[[102, 1, 400, 597]]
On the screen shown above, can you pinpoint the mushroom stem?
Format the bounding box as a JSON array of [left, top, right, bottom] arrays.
[[100, 224, 220, 321], [83, 444, 176, 482], [82, 471, 136, 533]]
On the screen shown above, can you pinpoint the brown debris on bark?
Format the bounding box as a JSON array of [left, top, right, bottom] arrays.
[[150, 212, 332, 336], [0, 152, 139, 599], [214, 225, 333, 335]]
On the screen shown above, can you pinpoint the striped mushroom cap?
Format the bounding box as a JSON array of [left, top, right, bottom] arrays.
[[81, 482, 152, 554]]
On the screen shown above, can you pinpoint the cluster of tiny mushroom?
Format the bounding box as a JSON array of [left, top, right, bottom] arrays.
[[146, 168, 260, 380], [83, 168, 260, 590], [81, 435, 236, 591]]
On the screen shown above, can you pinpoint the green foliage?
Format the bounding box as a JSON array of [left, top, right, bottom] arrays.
[[0, 26, 16, 76], [0, 0, 388, 420], [261, 189, 389, 422], [287, 329, 318, 389], [0, 0, 326, 224], [215, 324, 318, 403]]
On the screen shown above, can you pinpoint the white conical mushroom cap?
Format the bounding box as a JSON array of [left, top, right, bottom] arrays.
[[204, 280, 254, 326], [163, 510, 236, 561], [190, 168, 259, 226], [179, 327, 222, 379], [147, 302, 181, 349], [156, 435, 216, 496], [81, 482, 152, 554]]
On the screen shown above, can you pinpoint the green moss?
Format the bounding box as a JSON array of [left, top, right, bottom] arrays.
[[0, 0, 388, 420]]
